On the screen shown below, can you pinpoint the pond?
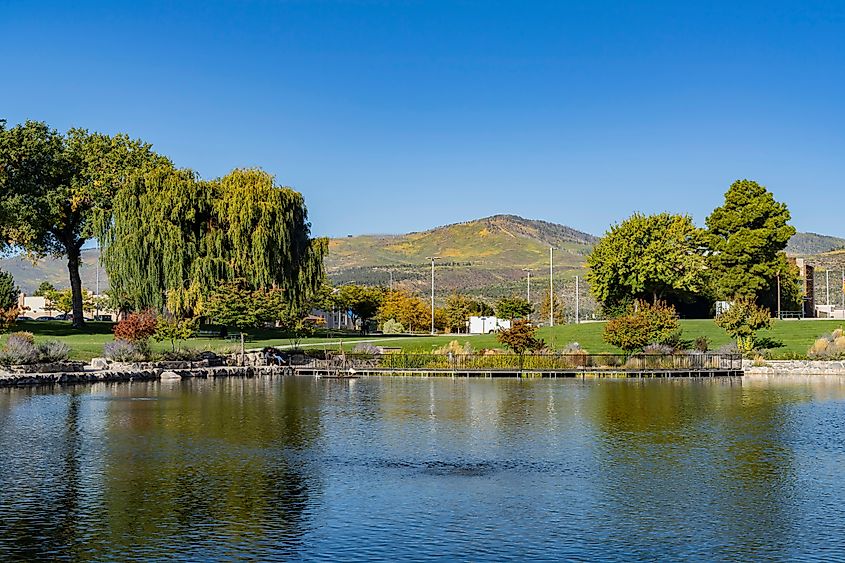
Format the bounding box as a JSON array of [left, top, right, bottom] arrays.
[[1, 376, 844, 561]]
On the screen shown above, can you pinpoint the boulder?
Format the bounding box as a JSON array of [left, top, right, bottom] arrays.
[[159, 370, 182, 380]]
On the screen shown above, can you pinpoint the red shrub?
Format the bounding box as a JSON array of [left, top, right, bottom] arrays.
[[113, 310, 158, 343]]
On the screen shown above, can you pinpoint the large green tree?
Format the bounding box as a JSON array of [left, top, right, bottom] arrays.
[[587, 212, 707, 313], [495, 296, 533, 321], [705, 179, 798, 310], [335, 284, 384, 333], [100, 167, 326, 315], [0, 120, 169, 327]]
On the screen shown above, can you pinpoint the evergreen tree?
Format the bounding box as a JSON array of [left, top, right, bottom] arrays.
[[706, 179, 798, 310]]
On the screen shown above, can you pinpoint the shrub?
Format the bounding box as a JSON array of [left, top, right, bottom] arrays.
[[113, 310, 158, 343], [434, 340, 474, 355], [103, 339, 146, 362], [352, 342, 382, 355], [808, 328, 845, 359], [497, 320, 545, 355], [0, 336, 39, 366], [9, 331, 34, 344], [603, 300, 680, 352], [382, 319, 404, 334], [715, 342, 740, 355], [642, 343, 675, 355], [160, 348, 201, 361], [37, 341, 70, 363], [714, 299, 771, 353], [694, 336, 711, 353]]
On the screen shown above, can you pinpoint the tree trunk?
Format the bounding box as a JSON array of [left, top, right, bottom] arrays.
[[67, 244, 85, 329]]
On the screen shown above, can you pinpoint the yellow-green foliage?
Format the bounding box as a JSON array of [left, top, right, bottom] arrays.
[[433, 340, 473, 355]]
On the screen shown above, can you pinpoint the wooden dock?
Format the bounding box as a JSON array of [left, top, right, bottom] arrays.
[[298, 368, 743, 379], [294, 352, 743, 379]]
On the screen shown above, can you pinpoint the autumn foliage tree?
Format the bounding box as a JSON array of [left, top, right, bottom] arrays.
[[497, 319, 546, 369], [113, 310, 158, 343], [603, 300, 681, 352]]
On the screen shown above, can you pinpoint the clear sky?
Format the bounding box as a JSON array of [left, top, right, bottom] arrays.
[[2, 1, 843, 238]]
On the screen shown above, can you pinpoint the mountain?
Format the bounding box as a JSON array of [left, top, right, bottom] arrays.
[[326, 215, 598, 297], [3, 218, 840, 301], [0, 249, 104, 295], [786, 232, 845, 256]]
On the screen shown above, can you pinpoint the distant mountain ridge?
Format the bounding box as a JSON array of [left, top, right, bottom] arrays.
[[1, 216, 841, 300], [786, 232, 845, 256]]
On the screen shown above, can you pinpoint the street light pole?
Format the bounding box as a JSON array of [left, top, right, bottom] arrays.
[[549, 247, 554, 327], [575, 275, 580, 324], [826, 269, 831, 308], [776, 270, 781, 320], [427, 257, 440, 334]]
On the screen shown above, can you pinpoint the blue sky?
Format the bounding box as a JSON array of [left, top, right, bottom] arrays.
[[2, 1, 843, 238]]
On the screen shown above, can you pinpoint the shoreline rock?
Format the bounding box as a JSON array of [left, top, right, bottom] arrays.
[[0, 365, 292, 387]]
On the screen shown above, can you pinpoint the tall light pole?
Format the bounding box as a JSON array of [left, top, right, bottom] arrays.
[[826, 269, 831, 308], [427, 257, 440, 334], [522, 268, 531, 322], [549, 247, 554, 327], [95, 246, 101, 320], [776, 269, 782, 320], [575, 275, 580, 324]]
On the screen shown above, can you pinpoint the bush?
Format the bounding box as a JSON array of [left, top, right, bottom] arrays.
[[103, 339, 146, 362], [642, 343, 675, 355], [603, 300, 681, 352], [382, 319, 405, 334], [434, 340, 474, 355], [352, 342, 382, 355], [9, 331, 34, 344], [37, 341, 70, 363], [715, 342, 740, 355], [714, 298, 771, 353], [160, 348, 201, 361], [694, 336, 711, 353], [113, 310, 158, 343], [808, 328, 845, 359], [0, 335, 39, 366]]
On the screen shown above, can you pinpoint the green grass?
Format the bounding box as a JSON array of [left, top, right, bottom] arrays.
[[3, 319, 843, 362]]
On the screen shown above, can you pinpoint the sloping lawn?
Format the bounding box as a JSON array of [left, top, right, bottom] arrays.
[[2, 318, 842, 362]]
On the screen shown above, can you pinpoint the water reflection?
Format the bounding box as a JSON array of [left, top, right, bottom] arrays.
[[0, 376, 844, 561]]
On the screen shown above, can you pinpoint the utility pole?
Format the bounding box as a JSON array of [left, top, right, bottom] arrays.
[[575, 275, 580, 324], [427, 257, 440, 334], [522, 268, 531, 322], [549, 247, 554, 327], [776, 270, 781, 320], [95, 247, 100, 320]]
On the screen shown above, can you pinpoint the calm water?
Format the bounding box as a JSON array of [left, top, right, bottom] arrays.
[[1, 376, 845, 562]]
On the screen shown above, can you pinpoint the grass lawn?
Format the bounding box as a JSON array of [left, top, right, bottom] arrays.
[[3, 318, 843, 362]]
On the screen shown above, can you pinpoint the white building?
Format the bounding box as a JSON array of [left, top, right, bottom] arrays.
[[468, 316, 511, 334], [17, 294, 117, 321]]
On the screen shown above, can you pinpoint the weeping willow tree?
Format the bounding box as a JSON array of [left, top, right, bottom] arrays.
[[100, 167, 326, 316]]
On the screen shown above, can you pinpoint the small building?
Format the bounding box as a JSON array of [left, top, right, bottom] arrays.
[[468, 316, 511, 334]]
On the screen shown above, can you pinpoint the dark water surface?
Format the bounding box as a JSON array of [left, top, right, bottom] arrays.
[[1, 376, 845, 562]]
